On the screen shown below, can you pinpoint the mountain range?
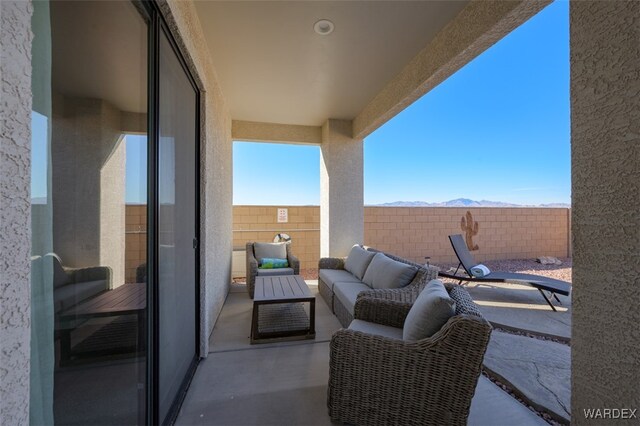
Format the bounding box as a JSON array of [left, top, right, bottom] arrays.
[[372, 198, 570, 208]]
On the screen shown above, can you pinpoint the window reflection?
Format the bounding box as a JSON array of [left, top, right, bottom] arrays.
[[31, 1, 148, 424]]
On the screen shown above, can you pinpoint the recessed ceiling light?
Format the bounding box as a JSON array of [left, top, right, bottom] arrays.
[[314, 19, 334, 36]]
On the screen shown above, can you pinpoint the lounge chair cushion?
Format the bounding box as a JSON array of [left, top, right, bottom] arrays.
[[349, 319, 403, 340], [254, 242, 287, 264], [256, 267, 294, 277], [403, 279, 456, 341], [319, 269, 362, 290], [344, 245, 376, 280], [334, 282, 371, 316], [362, 253, 418, 289]]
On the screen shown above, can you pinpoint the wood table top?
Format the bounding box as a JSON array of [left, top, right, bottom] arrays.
[[60, 283, 146, 318], [254, 275, 314, 302]]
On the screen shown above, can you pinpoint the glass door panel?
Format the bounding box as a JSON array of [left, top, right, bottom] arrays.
[[30, 1, 149, 424], [157, 29, 198, 423]]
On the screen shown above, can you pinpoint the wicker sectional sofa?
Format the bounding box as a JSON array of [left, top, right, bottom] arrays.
[[318, 246, 439, 327]]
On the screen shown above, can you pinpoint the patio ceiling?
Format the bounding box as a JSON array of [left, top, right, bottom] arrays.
[[195, 1, 551, 141], [194, 1, 469, 127]]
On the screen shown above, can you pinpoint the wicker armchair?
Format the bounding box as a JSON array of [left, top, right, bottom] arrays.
[[318, 248, 439, 327], [328, 283, 492, 426], [246, 242, 300, 298]]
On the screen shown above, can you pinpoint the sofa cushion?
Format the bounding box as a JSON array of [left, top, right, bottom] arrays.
[[254, 242, 287, 264], [349, 319, 403, 340], [344, 245, 376, 281], [256, 267, 294, 277], [362, 253, 418, 289], [403, 279, 456, 341], [319, 269, 362, 291], [334, 282, 371, 316]]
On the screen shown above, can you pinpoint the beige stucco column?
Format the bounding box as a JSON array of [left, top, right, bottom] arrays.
[[570, 1, 640, 422], [320, 119, 364, 257]]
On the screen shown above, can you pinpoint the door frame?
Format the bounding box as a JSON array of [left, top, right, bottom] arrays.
[[142, 1, 202, 424]]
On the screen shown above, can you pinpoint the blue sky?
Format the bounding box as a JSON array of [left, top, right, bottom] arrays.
[[233, 0, 570, 206], [31, 1, 569, 206]]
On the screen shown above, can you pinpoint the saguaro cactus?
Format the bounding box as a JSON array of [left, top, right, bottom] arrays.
[[461, 210, 479, 251]]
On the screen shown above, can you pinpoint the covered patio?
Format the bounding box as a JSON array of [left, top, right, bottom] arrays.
[[1, 0, 638, 424], [175, 281, 550, 425]]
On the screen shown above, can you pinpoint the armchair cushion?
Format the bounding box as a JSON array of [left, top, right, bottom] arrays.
[[344, 245, 376, 280], [334, 282, 371, 316], [362, 253, 418, 290], [403, 279, 456, 341], [348, 319, 403, 340], [254, 242, 287, 264]]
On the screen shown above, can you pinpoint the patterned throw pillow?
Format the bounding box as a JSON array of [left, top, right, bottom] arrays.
[[259, 258, 289, 269]]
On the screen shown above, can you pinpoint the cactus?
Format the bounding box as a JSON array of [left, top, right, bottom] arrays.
[[460, 211, 479, 251]]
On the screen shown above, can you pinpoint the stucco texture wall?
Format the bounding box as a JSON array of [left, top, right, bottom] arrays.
[[0, 1, 33, 424], [159, 0, 233, 357], [570, 1, 640, 422]]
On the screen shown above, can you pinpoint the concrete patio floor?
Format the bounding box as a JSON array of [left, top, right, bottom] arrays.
[[175, 282, 547, 425]]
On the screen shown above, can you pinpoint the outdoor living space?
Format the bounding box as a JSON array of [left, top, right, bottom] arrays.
[[174, 203, 572, 425], [3, 0, 637, 424], [176, 251, 571, 425]]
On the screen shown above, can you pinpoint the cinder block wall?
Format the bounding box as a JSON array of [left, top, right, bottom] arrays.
[[233, 206, 320, 269], [226, 206, 571, 270], [125, 205, 147, 283], [365, 207, 570, 265]]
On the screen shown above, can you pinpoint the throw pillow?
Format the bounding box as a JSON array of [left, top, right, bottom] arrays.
[[254, 242, 287, 263], [362, 253, 418, 289], [259, 258, 289, 269], [403, 279, 456, 341], [344, 245, 376, 280]]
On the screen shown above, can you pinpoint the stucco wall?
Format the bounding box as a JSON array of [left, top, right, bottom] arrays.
[[159, 0, 233, 357], [320, 119, 364, 257], [0, 1, 33, 425], [570, 1, 640, 422]]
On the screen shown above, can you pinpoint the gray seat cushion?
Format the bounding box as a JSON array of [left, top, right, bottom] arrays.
[[344, 245, 376, 280], [403, 279, 456, 341], [254, 242, 287, 263], [362, 253, 418, 289], [257, 267, 294, 277], [349, 319, 403, 340], [319, 269, 362, 291], [333, 282, 371, 316]]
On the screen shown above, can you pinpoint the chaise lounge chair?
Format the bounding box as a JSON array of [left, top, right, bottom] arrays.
[[439, 234, 571, 311]]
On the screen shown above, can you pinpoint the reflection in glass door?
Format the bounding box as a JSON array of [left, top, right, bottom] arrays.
[[30, 0, 149, 424], [156, 29, 199, 424]]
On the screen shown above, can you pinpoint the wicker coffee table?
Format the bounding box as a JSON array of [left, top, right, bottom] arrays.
[[251, 275, 315, 344]]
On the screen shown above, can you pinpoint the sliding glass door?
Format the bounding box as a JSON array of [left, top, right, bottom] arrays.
[[30, 1, 200, 424], [155, 29, 199, 424]]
